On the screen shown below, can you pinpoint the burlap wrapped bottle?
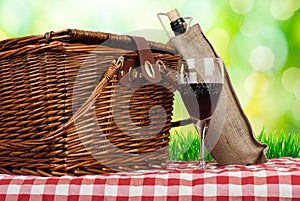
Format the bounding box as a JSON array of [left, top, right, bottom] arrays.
[[168, 24, 268, 165]]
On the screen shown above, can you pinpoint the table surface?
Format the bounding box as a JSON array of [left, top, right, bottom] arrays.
[[0, 157, 299, 201]]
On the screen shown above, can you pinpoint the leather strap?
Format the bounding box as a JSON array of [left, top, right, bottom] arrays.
[[131, 36, 161, 83], [118, 36, 162, 86]]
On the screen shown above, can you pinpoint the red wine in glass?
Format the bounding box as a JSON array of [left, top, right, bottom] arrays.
[[178, 82, 223, 120]]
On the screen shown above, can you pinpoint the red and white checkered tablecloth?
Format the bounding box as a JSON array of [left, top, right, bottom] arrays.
[[0, 157, 299, 201]]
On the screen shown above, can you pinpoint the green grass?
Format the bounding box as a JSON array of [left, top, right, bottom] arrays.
[[168, 127, 214, 162], [257, 129, 300, 158], [168, 128, 300, 161]]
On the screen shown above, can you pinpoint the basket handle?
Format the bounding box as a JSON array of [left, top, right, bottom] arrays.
[[43, 29, 176, 54]]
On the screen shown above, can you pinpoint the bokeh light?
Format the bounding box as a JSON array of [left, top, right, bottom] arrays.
[[252, 26, 288, 72], [207, 28, 230, 61], [281, 67, 300, 92], [245, 72, 269, 97], [230, 0, 254, 14], [240, 13, 265, 37], [270, 0, 300, 20], [249, 46, 275, 71]]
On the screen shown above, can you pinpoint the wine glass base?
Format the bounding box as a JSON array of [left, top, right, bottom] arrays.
[[199, 160, 206, 169], [166, 160, 208, 169], [166, 160, 218, 170]]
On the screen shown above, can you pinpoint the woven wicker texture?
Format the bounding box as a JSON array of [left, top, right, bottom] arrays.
[[0, 29, 180, 176]]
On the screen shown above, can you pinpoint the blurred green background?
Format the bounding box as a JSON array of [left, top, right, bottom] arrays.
[[0, 0, 299, 135]]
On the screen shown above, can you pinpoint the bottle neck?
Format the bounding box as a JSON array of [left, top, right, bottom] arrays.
[[170, 17, 186, 36]]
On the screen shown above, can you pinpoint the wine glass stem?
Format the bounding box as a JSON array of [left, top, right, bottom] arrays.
[[195, 119, 211, 169]]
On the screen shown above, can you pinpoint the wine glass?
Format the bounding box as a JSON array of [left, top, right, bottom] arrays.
[[177, 57, 224, 169]]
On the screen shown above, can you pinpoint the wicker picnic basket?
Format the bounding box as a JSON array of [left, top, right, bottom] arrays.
[[0, 29, 180, 176]]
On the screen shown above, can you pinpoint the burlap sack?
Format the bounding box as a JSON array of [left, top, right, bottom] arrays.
[[168, 24, 268, 165]]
